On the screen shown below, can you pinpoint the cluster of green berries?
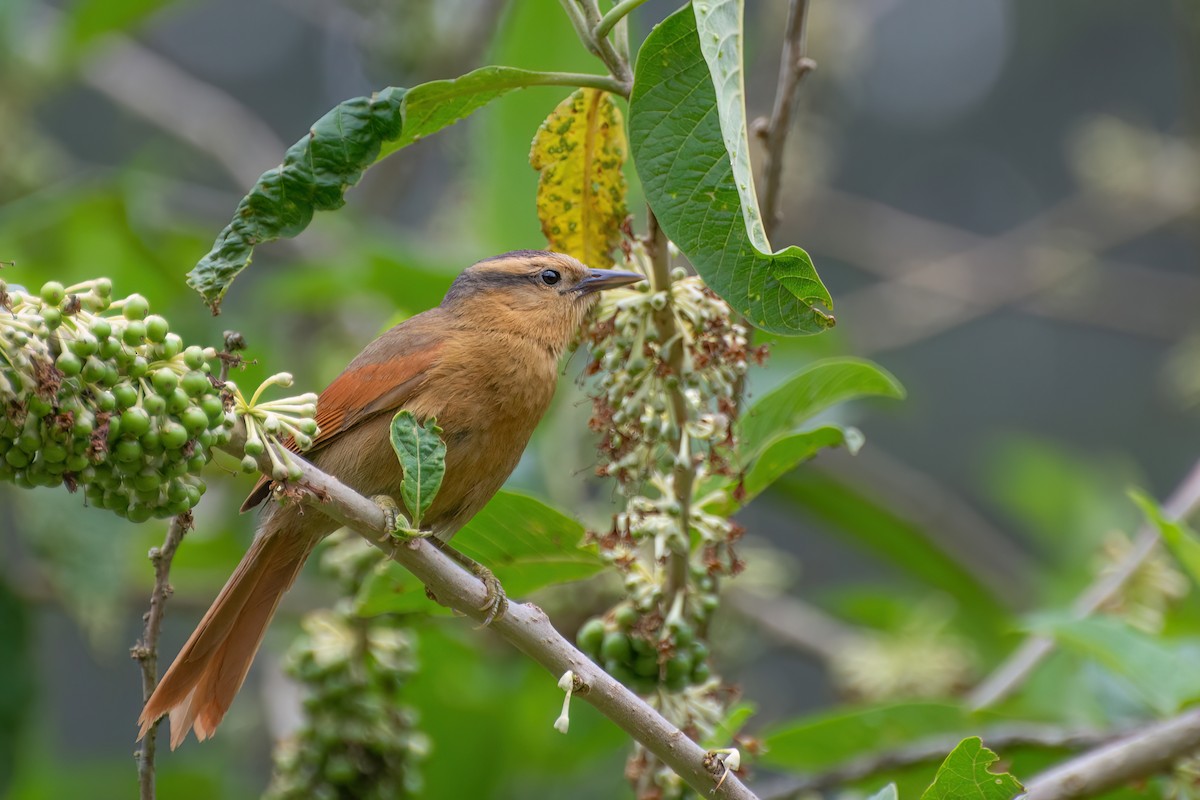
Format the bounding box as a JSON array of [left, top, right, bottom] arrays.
[[0, 277, 233, 520], [576, 604, 712, 695], [268, 534, 427, 800]]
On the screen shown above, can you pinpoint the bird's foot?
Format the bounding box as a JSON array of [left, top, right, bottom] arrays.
[[371, 495, 430, 543], [430, 540, 509, 626], [470, 562, 509, 628]]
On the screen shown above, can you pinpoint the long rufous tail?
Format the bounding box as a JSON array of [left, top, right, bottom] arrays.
[[137, 530, 316, 749]]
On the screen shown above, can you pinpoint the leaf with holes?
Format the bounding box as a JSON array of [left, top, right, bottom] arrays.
[[389, 410, 446, 531], [629, 3, 832, 334], [530, 88, 628, 269], [920, 737, 1022, 800]]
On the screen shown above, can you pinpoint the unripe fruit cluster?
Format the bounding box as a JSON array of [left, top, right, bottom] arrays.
[[575, 605, 711, 695], [0, 277, 234, 520]]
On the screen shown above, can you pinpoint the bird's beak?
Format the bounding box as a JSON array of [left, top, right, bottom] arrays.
[[575, 268, 645, 295]]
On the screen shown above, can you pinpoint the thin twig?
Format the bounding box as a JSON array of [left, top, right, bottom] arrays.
[[560, 0, 634, 87], [758, 0, 817, 241], [595, 0, 649, 41], [756, 725, 1116, 799], [968, 458, 1200, 710], [1024, 707, 1200, 800], [222, 424, 759, 800], [130, 512, 192, 800]]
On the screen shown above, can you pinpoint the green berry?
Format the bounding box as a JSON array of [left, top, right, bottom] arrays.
[[93, 278, 112, 297], [200, 395, 225, 423], [691, 662, 711, 684], [120, 407, 151, 438], [180, 406, 209, 436], [97, 336, 120, 360], [127, 503, 154, 523], [133, 468, 161, 493], [69, 334, 98, 358], [114, 439, 142, 462], [128, 356, 149, 380], [601, 631, 633, 664], [41, 307, 61, 329], [160, 333, 183, 358], [122, 320, 145, 346], [122, 294, 149, 320], [144, 315, 169, 343], [634, 653, 659, 677], [151, 368, 178, 396], [40, 281, 65, 305], [614, 604, 639, 630], [166, 388, 189, 415], [159, 421, 188, 450], [240, 455, 257, 473], [93, 390, 116, 412], [183, 346, 206, 370], [112, 383, 138, 409], [82, 357, 107, 384], [182, 371, 211, 398], [56, 352, 82, 377], [669, 621, 695, 649], [142, 394, 165, 416], [576, 618, 606, 656], [187, 453, 208, 473], [89, 318, 111, 339]]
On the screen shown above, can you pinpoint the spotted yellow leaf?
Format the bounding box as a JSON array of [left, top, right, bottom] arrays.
[[530, 88, 628, 269]]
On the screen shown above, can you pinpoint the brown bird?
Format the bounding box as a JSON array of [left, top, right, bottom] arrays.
[[138, 250, 643, 749]]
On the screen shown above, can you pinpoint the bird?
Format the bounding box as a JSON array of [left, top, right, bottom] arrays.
[[137, 250, 643, 749]]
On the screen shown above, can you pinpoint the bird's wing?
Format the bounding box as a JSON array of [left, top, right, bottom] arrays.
[[240, 322, 445, 512]]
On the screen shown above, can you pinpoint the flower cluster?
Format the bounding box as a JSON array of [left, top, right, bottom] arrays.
[[577, 242, 759, 798]]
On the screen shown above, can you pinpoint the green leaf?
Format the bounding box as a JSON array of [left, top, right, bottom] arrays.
[[739, 358, 905, 461], [1039, 615, 1200, 714], [530, 88, 628, 269], [388, 410, 446, 530], [356, 491, 603, 615], [187, 65, 596, 311], [377, 66, 585, 159], [629, 4, 833, 335], [761, 702, 972, 770], [1129, 488, 1200, 585], [868, 785, 899, 800], [704, 425, 858, 515], [920, 737, 1022, 800], [187, 87, 405, 312]]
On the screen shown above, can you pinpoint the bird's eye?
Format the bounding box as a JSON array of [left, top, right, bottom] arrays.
[[540, 269, 561, 286]]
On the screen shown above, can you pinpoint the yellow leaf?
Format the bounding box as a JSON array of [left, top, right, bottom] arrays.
[[530, 88, 628, 270]]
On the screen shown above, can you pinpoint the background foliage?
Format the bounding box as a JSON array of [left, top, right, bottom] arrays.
[[1, 0, 1198, 798]]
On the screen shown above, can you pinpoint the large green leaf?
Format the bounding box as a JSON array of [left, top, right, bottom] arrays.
[[920, 738, 1022, 800], [704, 425, 858, 515], [1130, 488, 1200, 585], [761, 702, 971, 770], [628, 5, 833, 336], [187, 66, 606, 312], [1040, 615, 1200, 714], [739, 358, 905, 461], [356, 491, 603, 615]]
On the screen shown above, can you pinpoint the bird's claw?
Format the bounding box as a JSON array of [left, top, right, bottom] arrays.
[[371, 495, 431, 543], [472, 564, 509, 628]]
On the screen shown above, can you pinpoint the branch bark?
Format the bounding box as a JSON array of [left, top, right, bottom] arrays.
[[758, 0, 817, 241], [1023, 708, 1200, 800], [221, 423, 759, 800], [968, 457, 1200, 710]]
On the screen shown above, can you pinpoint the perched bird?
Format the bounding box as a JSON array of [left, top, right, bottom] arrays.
[[138, 250, 643, 749]]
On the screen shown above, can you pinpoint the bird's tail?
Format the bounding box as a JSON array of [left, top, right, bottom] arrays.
[[137, 528, 317, 749]]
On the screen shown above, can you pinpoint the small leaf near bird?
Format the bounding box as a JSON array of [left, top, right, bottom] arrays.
[[530, 88, 628, 270], [389, 410, 446, 532]]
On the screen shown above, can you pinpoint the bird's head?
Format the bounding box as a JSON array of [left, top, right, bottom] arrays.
[[442, 250, 643, 351]]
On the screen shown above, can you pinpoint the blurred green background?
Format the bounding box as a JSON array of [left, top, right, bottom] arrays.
[[1, 0, 1198, 797]]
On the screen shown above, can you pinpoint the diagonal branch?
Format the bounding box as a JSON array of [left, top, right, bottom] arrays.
[[1024, 706, 1200, 800], [968, 457, 1200, 710], [222, 423, 760, 800]]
